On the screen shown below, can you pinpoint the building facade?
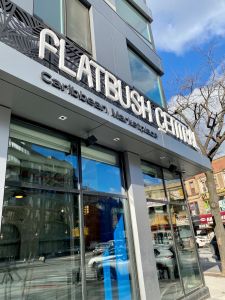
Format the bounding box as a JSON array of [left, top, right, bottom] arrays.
[[0, 0, 211, 299], [186, 156, 225, 230]]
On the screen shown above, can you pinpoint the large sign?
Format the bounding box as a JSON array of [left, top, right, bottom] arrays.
[[199, 212, 225, 224], [41, 71, 158, 139], [39, 28, 198, 149]]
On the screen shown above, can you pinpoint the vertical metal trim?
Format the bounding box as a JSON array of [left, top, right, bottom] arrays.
[[119, 151, 128, 197], [123, 197, 140, 300], [61, 0, 66, 34], [0, 107, 11, 234], [121, 153, 140, 300], [88, 6, 95, 57], [124, 152, 161, 300], [77, 140, 87, 300], [162, 169, 186, 297], [180, 174, 206, 287]]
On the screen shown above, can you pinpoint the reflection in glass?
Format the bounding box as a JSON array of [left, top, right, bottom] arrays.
[[148, 202, 184, 300], [143, 164, 202, 298], [6, 134, 78, 189], [163, 170, 184, 202], [128, 49, 164, 106], [82, 145, 123, 194], [116, 0, 151, 42], [142, 163, 166, 202], [34, 0, 92, 53], [66, 0, 92, 53], [0, 188, 81, 299], [34, 0, 64, 33], [170, 204, 202, 292], [83, 195, 134, 300]]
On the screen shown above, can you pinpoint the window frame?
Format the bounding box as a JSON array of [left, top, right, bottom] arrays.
[[33, 0, 92, 54], [3, 116, 140, 300], [115, 0, 153, 46], [127, 46, 165, 107], [141, 159, 204, 297]]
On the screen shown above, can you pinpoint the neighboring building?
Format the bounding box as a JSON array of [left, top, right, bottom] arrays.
[[186, 156, 225, 231], [0, 0, 210, 299]]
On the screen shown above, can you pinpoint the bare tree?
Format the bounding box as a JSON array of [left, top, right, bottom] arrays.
[[169, 49, 225, 275]]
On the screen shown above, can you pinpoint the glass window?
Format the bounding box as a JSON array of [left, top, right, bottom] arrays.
[[83, 195, 136, 299], [6, 124, 78, 189], [128, 48, 164, 106], [189, 181, 196, 195], [199, 178, 208, 193], [66, 0, 92, 53], [116, 0, 151, 43], [34, 0, 64, 33], [170, 204, 202, 292], [34, 0, 92, 53], [142, 162, 184, 299], [142, 162, 166, 202], [81, 145, 123, 194], [143, 163, 203, 298], [0, 122, 81, 298], [163, 170, 185, 202], [133, 0, 145, 5], [0, 188, 81, 298], [148, 202, 184, 299], [189, 202, 200, 216]]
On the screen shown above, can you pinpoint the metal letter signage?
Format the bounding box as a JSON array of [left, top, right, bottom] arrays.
[[39, 28, 198, 149]]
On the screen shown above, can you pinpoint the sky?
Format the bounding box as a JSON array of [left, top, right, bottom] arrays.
[[149, 0, 225, 101]]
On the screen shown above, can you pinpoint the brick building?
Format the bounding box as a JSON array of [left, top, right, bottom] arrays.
[[185, 156, 225, 229]]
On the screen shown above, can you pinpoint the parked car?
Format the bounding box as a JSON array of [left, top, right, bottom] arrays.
[[92, 241, 115, 256], [88, 244, 178, 281], [195, 235, 210, 248], [88, 244, 129, 280]]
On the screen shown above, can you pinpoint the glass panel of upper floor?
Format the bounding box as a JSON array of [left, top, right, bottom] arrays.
[[128, 48, 164, 106], [34, 0, 92, 53], [116, 0, 152, 44], [66, 0, 92, 52], [34, 0, 64, 33]]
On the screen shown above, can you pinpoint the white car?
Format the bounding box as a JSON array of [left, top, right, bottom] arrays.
[[88, 245, 129, 280], [195, 235, 210, 248], [88, 244, 177, 281]]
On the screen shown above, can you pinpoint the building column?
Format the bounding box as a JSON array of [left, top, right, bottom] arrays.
[[0, 106, 11, 232], [123, 152, 161, 300]]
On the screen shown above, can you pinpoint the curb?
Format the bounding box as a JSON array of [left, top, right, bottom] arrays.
[[204, 272, 225, 277]]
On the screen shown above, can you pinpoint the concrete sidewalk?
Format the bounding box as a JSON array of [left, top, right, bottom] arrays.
[[204, 275, 225, 300], [198, 248, 225, 299], [199, 248, 221, 274]]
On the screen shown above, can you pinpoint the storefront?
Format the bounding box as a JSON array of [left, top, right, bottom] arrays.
[[0, 0, 211, 299]]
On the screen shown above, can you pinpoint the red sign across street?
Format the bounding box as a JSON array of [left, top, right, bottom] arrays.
[[199, 211, 225, 224]]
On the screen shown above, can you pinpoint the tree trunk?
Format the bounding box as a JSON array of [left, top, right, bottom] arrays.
[[206, 170, 225, 275]]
